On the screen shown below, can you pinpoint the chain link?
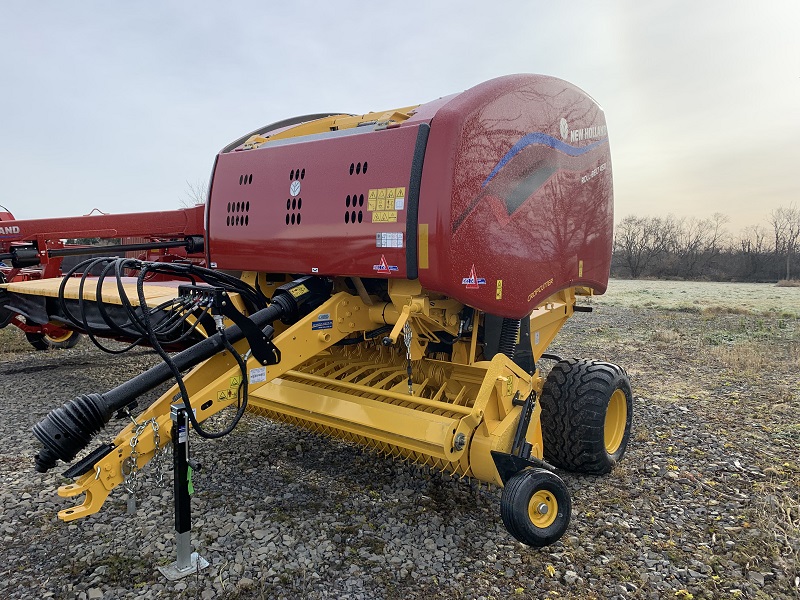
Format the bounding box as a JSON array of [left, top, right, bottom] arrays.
[[123, 417, 167, 494]]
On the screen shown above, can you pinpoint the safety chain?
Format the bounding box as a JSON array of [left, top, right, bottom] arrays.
[[123, 417, 167, 494], [403, 321, 413, 396]]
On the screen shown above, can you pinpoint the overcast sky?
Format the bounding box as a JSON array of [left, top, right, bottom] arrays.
[[1, 2, 798, 235]]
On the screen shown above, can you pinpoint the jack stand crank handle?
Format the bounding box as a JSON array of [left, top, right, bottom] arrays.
[[158, 404, 209, 580]]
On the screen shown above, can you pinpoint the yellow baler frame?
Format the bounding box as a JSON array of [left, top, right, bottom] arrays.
[[55, 280, 578, 522]]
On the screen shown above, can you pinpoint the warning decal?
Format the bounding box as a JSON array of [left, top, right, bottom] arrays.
[[462, 264, 486, 289], [373, 255, 399, 274], [367, 188, 406, 212]]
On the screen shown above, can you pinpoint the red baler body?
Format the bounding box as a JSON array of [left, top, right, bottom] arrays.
[[208, 74, 613, 318]]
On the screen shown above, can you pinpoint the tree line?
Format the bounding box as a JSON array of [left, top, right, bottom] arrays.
[[612, 204, 800, 282]]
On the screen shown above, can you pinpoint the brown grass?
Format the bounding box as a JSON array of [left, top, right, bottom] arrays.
[[775, 279, 800, 287], [709, 340, 770, 373]]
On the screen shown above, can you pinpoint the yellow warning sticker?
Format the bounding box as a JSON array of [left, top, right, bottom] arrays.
[[496, 280, 503, 300], [368, 188, 406, 211], [230, 376, 241, 388], [217, 391, 228, 401], [372, 211, 398, 223], [289, 284, 309, 298]]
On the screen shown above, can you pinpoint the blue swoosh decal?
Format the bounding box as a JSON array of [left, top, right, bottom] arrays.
[[482, 133, 608, 187]]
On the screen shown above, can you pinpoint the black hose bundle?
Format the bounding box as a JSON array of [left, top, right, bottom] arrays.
[[56, 257, 268, 354], [34, 274, 331, 472]]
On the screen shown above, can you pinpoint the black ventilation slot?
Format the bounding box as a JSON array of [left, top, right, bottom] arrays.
[[239, 174, 253, 185], [226, 200, 250, 227], [285, 196, 303, 226], [344, 194, 364, 225], [349, 162, 368, 176]]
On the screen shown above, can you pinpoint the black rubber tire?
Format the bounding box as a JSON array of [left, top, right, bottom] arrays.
[[500, 468, 571, 547], [25, 330, 82, 351], [539, 358, 633, 475]]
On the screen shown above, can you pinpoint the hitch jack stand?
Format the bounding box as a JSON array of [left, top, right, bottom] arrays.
[[158, 405, 209, 581]]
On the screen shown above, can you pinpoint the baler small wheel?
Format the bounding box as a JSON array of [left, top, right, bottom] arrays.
[[25, 330, 82, 351], [500, 468, 571, 547], [540, 359, 633, 474]]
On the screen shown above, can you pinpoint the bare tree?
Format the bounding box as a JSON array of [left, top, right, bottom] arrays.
[[736, 224, 769, 279], [180, 180, 209, 208], [614, 215, 673, 278], [672, 214, 729, 278], [769, 204, 800, 280]]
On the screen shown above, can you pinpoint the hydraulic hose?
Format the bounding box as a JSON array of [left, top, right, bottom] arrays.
[[33, 293, 300, 472]]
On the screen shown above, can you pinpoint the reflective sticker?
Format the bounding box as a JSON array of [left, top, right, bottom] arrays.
[[534, 331, 540, 345], [578, 259, 584, 277], [249, 366, 267, 384]]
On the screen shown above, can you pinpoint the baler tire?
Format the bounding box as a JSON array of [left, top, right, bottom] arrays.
[[500, 468, 571, 547], [539, 358, 632, 475], [25, 330, 82, 351]]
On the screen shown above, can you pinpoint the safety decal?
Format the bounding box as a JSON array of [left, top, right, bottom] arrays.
[[462, 264, 486, 289], [249, 366, 267, 384], [373, 255, 399, 274], [311, 319, 333, 330], [367, 188, 406, 212], [496, 279, 503, 300], [376, 232, 403, 248], [372, 211, 397, 223], [289, 284, 309, 298], [216, 376, 242, 401]]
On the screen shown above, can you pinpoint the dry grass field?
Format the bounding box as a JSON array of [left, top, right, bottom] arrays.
[[0, 278, 798, 599]]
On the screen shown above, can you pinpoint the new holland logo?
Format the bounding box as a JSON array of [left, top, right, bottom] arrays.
[[0, 225, 20, 235], [462, 264, 486, 289], [372, 255, 398, 274]]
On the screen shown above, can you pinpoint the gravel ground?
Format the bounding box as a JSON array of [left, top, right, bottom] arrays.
[[0, 304, 798, 599]]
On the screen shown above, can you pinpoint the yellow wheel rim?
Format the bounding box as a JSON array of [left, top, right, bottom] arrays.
[[528, 490, 558, 528], [604, 389, 627, 454], [45, 331, 74, 344]]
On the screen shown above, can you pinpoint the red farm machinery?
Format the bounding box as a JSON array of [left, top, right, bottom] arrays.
[[1, 74, 631, 552]]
